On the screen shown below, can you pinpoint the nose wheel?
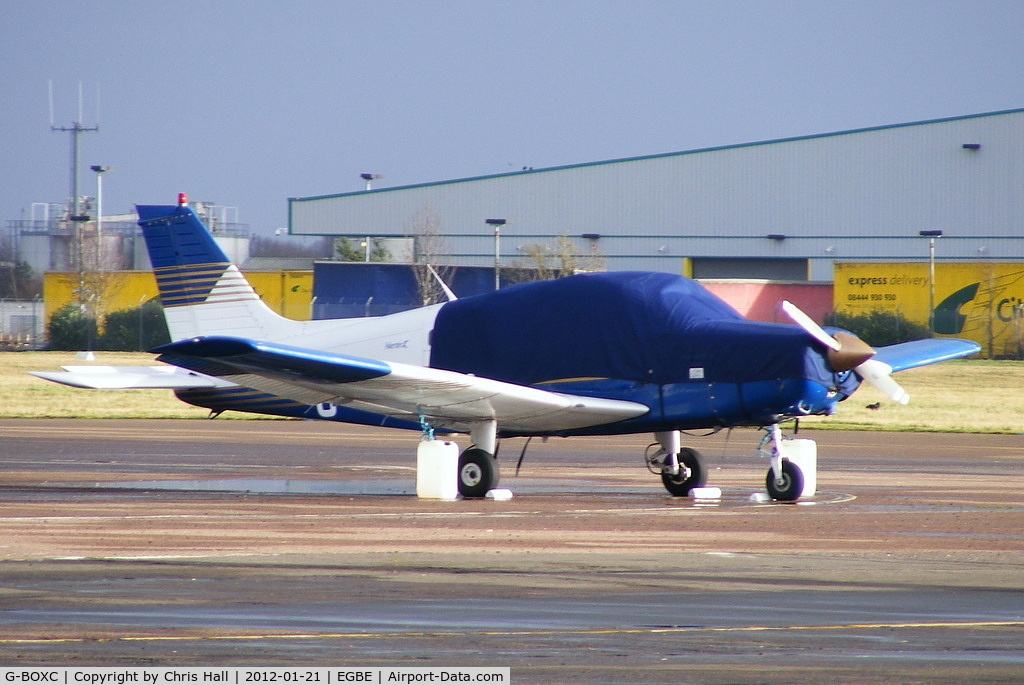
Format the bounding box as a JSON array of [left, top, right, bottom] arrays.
[[759, 424, 808, 502], [765, 458, 804, 501]]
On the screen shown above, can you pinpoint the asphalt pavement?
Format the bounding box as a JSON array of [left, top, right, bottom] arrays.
[[0, 419, 1022, 684]]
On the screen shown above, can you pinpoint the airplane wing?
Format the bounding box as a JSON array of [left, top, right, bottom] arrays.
[[29, 365, 232, 390], [871, 337, 981, 373], [152, 336, 650, 433]]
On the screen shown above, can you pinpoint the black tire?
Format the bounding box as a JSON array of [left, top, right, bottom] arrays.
[[765, 459, 804, 502], [458, 448, 500, 498], [660, 447, 707, 497]]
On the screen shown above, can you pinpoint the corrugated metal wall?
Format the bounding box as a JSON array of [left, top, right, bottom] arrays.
[[290, 110, 1024, 280]]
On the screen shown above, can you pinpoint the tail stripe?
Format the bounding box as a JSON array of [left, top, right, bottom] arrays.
[[154, 263, 261, 308]]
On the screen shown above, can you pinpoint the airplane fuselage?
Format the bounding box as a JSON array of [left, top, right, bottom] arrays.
[[172, 271, 858, 436]]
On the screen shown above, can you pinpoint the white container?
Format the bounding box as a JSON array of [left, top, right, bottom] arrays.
[[690, 486, 722, 500], [416, 439, 460, 500], [778, 438, 817, 497]]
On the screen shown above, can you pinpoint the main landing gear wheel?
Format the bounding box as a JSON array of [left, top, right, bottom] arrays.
[[765, 459, 804, 502], [458, 448, 500, 498], [661, 447, 707, 497]]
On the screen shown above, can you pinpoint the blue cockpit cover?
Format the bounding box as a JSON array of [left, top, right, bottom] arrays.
[[429, 272, 828, 387]]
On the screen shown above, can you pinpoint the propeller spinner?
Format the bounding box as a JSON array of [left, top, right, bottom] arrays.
[[781, 301, 910, 404]]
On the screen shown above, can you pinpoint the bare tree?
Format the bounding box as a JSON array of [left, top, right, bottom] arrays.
[[0, 239, 41, 299], [250, 234, 333, 258], [508, 235, 606, 283], [67, 218, 117, 349], [408, 205, 455, 305]]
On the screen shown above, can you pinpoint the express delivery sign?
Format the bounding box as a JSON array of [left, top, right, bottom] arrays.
[[834, 262, 1024, 357]]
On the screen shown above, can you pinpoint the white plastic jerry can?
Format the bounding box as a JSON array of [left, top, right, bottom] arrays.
[[416, 439, 460, 500]]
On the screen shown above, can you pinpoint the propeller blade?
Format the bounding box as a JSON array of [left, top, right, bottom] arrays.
[[854, 359, 910, 405], [781, 300, 903, 401], [781, 301, 876, 372], [781, 300, 840, 350]]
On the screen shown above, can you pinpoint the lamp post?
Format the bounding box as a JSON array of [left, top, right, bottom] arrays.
[[90, 165, 112, 272], [486, 219, 507, 290], [919, 230, 943, 335], [360, 173, 382, 191]]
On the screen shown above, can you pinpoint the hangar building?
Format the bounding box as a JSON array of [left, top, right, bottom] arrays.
[[289, 109, 1024, 282]]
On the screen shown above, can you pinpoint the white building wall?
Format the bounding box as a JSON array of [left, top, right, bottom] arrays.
[[0, 299, 44, 348]]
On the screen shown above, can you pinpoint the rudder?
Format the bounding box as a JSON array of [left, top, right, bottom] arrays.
[[136, 202, 290, 342]]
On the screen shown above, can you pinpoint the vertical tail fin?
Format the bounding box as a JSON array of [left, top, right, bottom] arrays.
[[137, 203, 296, 342]]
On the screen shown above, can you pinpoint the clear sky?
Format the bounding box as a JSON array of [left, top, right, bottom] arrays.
[[3, 0, 1023, 234]]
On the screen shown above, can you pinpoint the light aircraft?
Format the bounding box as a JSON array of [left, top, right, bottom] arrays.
[[34, 196, 981, 501]]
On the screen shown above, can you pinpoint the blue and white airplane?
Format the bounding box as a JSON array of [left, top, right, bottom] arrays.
[[34, 196, 981, 501]]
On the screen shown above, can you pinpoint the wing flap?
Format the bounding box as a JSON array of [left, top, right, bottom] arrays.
[[154, 336, 649, 432]]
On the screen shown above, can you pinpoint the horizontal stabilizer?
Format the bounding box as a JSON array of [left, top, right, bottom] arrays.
[[871, 338, 981, 373], [30, 366, 230, 390]]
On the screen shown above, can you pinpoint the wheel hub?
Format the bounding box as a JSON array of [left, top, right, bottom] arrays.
[[664, 465, 692, 483], [461, 463, 483, 487]]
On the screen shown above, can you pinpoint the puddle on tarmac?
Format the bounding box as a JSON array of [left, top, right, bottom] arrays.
[[92, 478, 854, 506], [94, 478, 644, 497], [97, 478, 414, 496]]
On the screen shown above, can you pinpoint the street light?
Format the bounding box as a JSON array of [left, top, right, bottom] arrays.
[[90, 165, 112, 272], [361, 173, 382, 191], [919, 230, 943, 335], [486, 219, 507, 290]]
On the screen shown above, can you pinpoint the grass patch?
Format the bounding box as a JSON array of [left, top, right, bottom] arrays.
[[805, 360, 1024, 434], [4, 351, 214, 419], [6, 352, 1023, 433]]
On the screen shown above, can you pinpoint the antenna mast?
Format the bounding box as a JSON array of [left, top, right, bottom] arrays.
[[50, 81, 99, 221]]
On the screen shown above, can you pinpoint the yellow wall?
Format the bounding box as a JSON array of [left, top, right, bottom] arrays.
[[834, 262, 1024, 358], [48, 264, 1022, 356], [244, 271, 314, 320], [44, 270, 313, 323]]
